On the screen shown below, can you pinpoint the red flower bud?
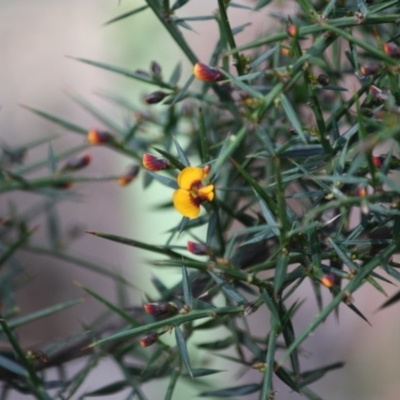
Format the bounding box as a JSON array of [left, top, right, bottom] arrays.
[[359, 62, 381, 76], [355, 187, 367, 197], [372, 155, 385, 168], [142, 153, 171, 171], [320, 274, 335, 288], [144, 91, 168, 105], [144, 302, 177, 316], [383, 42, 400, 58], [118, 165, 140, 186], [140, 332, 159, 347], [87, 129, 114, 145], [61, 154, 92, 172], [187, 241, 210, 256], [286, 24, 298, 37], [193, 63, 223, 82]]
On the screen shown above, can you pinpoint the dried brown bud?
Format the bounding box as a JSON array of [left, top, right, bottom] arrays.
[[187, 241, 210, 255], [118, 165, 140, 186], [317, 74, 330, 86], [384, 42, 400, 58]]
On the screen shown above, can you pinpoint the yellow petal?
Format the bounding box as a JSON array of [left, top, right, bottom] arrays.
[[198, 184, 214, 202], [177, 167, 204, 190], [173, 189, 200, 219]]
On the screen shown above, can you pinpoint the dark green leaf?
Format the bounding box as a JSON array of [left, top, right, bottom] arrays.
[[182, 265, 193, 308], [200, 383, 261, 397], [84, 381, 128, 396], [209, 272, 248, 305], [175, 325, 192, 377]]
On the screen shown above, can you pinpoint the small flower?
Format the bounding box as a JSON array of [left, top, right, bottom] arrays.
[[320, 274, 335, 288], [286, 24, 298, 37], [187, 241, 210, 255], [61, 154, 92, 172], [87, 129, 114, 145], [383, 42, 400, 58], [317, 74, 330, 86], [144, 91, 168, 104], [142, 153, 171, 171], [144, 302, 177, 316], [173, 167, 214, 219], [118, 165, 140, 186], [359, 62, 381, 76], [193, 62, 223, 82], [140, 332, 159, 347]]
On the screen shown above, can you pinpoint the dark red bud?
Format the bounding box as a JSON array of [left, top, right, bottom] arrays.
[[144, 302, 177, 316], [140, 332, 159, 347], [187, 241, 210, 255], [87, 129, 114, 145], [144, 91, 167, 104], [61, 154, 92, 172], [118, 165, 140, 186], [150, 61, 162, 76], [372, 155, 385, 168], [317, 74, 330, 86]]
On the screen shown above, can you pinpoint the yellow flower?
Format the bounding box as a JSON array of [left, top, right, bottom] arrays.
[[173, 167, 214, 219]]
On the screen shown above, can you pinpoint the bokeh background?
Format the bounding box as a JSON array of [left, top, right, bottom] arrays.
[[1, 1, 400, 399]]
